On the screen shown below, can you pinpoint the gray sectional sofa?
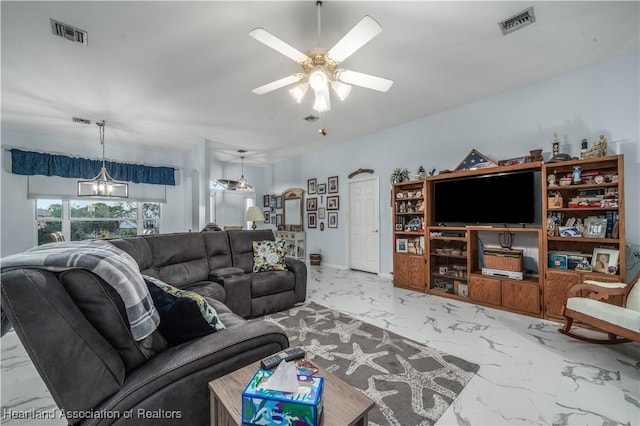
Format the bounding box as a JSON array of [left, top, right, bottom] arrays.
[[109, 229, 307, 318], [0, 229, 307, 425]]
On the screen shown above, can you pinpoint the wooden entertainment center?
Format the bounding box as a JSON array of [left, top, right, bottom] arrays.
[[392, 155, 626, 320]]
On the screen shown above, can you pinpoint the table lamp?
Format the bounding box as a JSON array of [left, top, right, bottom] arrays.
[[245, 206, 264, 230]]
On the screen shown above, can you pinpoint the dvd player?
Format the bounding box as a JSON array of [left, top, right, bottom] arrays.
[[481, 267, 524, 280]]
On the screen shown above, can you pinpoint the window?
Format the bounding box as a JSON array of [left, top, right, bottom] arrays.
[[36, 199, 161, 244]]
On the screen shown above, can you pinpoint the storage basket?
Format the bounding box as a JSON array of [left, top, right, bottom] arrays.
[[483, 248, 523, 272], [309, 253, 322, 266]]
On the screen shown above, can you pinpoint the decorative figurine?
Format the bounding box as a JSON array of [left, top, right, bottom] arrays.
[[547, 171, 557, 187], [582, 135, 608, 158], [548, 133, 571, 162], [572, 165, 582, 183]]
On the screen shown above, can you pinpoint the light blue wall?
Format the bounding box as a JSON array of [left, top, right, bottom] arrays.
[[273, 51, 640, 277]]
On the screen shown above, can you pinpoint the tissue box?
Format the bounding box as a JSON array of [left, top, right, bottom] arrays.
[[241, 369, 324, 426]]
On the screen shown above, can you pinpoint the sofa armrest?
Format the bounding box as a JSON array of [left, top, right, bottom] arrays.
[[217, 274, 252, 318], [285, 258, 307, 304]]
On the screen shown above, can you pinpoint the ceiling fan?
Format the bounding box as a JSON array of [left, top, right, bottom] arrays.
[[249, 1, 393, 113]]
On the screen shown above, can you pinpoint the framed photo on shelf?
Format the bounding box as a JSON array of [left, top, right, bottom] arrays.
[[306, 197, 317, 211], [328, 176, 339, 193], [591, 247, 619, 274], [307, 178, 317, 194], [317, 183, 327, 194], [307, 212, 317, 228], [327, 196, 339, 210], [263, 195, 270, 207], [584, 218, 608, 238], [328, 211, 338, 228], [498, 156, 531, 166], [395, 223, 403, 231], [318, 207, 326, 219], [396, 238, 408, 253], [455, 149, 497, 171]]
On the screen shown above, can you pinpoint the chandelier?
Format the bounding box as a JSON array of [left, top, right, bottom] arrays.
[[77, 121, 129, 198], [237, 155, 249, 190]]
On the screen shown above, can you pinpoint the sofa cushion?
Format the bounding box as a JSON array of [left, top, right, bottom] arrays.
[[251, 270, 295, 298], [146, 233, 210, 288], [182, 280, 227, 303], [252, 240, 287, 272], [228, 230, 275, 273], [108, 236, 153, 271], [202, 232, 234, 273], [210, 267, 245, 280], [145, 276, 225, 345]]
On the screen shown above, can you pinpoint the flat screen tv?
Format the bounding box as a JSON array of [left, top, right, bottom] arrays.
[[433, 170, 537, 225]]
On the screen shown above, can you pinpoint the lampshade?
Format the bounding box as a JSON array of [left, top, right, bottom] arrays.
[[246, 206, 265, 230], [77, 121, 129, 198], [331, 80, 352, 101], [289, 83, 308, 103], [309, 68, 328, 90], [313, 86, 331, 112]]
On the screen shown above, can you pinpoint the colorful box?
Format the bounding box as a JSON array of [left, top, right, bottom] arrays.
[[548, 253, 568, 269], [241, 369, 324, 426]]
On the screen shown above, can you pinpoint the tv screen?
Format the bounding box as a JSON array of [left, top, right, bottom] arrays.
[[433, 170, 537, 225]]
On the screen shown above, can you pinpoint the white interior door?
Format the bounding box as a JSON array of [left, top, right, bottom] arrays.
[[349, 177, 380, 273]]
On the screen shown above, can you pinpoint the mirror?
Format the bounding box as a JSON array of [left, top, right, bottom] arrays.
[[282, 188, 304, 231]]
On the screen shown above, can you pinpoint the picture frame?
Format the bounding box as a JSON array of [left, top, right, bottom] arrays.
[[396, 238, 408, 253], [306, 197, 317, 211], [327, 195, 339, 210], [591, 247, 619, 274], [328, 176, 339, 193], [276, 214, 283, 227], [276, 196, 283, 209], [318, 207, 326, 219], [271, 214, 276, 224], [307, 212, 317, 228], [263, 211, 270, 223], [307, 178, 317, 195], [455, 149, 497, 171], [328, 211, 338, 228], [263, 195, 270, 207], [317, 183, 327, 194], [395, 223, 404, 231], [584, 218, 608, 238], [498, 156, 532, 166]]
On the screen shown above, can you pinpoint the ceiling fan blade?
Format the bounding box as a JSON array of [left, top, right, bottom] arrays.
[[249, 28, 310, 64], [252, 74, 304, 95], [338, 69, 393, 92], [327, 16, 382, 64]]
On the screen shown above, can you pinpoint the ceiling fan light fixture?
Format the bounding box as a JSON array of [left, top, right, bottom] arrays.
[[289, 83, 308, 103], [331, 80, 352, 101], [309, 68, 328, 90], [313, 86, 331, 112]]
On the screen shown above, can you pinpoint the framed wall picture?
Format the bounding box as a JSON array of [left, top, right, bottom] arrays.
[[591, 248, 619, 274], [264, 211, 270, 223], [318, 207, 326, 219], [328, 211, 338, 228], [327, 195, 339, 210], [263, 195, 270, 207], [307, 212, 317, 228], [328, 176, 339, 193], [584, 218, 608, 238], [307, 178, 317, 194], [276, 196, 283, 209], [276, 214, 283, 227], [396, 238, 408, 253], [271, 214, 276, 224], [317, 183, 327, 194], [455, 149, 497, 171], [306, 197, 317, 211]]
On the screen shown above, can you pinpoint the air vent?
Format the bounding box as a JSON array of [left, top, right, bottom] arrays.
[[72, 117, 92, 125], [498, 6, 536, 36], [51, 19, 88, 45], [304, 115, 319, 122]]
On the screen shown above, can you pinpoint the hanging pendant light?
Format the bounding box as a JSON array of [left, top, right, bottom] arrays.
[[77, 121, 129, 198], [237, 156, 249, 190]]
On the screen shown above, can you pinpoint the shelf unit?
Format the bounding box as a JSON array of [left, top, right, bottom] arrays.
[[392, 180, 427, 291], [541, 155, 625, 319], [274, 231, 306, 261]]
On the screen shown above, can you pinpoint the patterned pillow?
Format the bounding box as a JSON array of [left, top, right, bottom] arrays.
[[252, 240, 287, 272], [144, 275, 225, 345]]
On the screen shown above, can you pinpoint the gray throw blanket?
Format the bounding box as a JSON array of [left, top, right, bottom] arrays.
[[1, 240, 159, 341]]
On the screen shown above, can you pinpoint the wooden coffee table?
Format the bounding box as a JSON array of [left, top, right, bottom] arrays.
[[209, 360, 374, 425]]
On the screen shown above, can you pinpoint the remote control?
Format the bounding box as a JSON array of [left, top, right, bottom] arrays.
[[260, 347, 306, 369]]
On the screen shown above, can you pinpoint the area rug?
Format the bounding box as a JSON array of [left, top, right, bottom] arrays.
[[263, 302, 479, 426]]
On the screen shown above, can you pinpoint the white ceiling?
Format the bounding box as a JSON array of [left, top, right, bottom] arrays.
[[2, 1, 638, 166]]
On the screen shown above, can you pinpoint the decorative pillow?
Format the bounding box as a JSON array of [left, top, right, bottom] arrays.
[[252, 240, 287, 272], [143, 275, 225, 345]]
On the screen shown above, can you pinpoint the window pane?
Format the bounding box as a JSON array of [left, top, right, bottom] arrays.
[[70, 221, 138, 241], [37, 221, 62, 245], [70, 200, 137, 219], [36, 199, 62, 219]]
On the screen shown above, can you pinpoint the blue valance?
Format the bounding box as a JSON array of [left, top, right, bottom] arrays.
[[10, 149, 175, 186]]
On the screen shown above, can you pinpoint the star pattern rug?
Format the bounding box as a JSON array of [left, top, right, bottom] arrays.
[[264, 302, 479, 426]]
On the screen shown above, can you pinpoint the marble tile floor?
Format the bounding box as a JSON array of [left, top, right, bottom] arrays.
[[1, 266, 639, 425]]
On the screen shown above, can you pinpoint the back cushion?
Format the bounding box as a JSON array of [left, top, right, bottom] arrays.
[[60, 269, 169, 372], [228, 230, 275, 273], [108, 237, 153, 271], [202, 231, 233, 273], [146, 233, 209, 288]]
